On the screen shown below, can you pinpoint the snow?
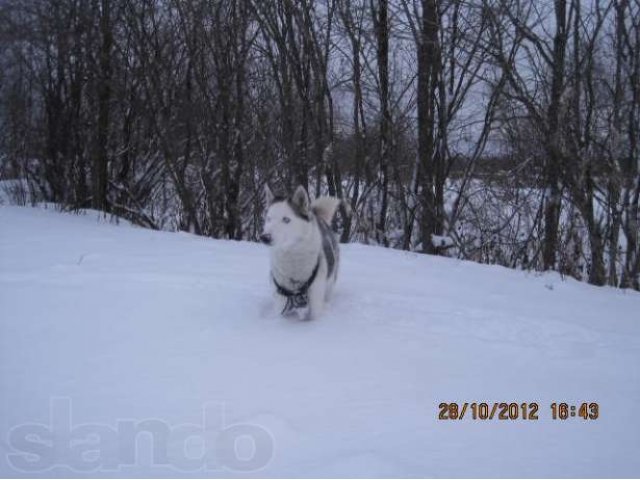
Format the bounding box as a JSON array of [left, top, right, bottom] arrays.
[[1, 205, 639, 478], [430, 234, 455, 249]]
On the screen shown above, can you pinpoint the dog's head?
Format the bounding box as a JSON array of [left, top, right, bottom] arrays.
[[261, 185, 312, 248]]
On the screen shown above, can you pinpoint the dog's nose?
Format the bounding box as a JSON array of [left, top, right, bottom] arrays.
[[260, 233, 272, 245]]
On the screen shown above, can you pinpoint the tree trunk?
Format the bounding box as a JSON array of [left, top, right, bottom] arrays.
[[542, 0, 567, 271], [417, 0, 440, 254], [374, 0, 391, 246], [93, 0, 112, 213]]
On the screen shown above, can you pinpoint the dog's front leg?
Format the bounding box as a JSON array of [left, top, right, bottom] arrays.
[[306, 277, 326, 320], [272, 291, 290, 317]]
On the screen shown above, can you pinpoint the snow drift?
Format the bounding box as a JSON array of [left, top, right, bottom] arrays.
[[1, 205, 639, 477]]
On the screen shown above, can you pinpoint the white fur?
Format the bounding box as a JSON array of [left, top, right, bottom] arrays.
[[311, 196, 341, 224], [262, 187, 341, 320]]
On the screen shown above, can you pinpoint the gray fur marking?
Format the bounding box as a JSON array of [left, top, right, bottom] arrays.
[[269, 195, 311, 221], [317, 217, 337, 278], [287, 199, 311, 221]]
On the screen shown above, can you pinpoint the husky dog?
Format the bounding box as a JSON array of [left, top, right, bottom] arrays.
[[261, 185, 342, 320]]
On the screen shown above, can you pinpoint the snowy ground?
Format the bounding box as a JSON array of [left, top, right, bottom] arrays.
[[1, 205, 639, 478]]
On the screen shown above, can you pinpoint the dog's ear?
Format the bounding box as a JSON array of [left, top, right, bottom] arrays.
[[264, 184, 274, 205], [291, 185, 309, 213]]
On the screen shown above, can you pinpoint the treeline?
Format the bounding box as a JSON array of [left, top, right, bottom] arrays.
[[0, 0, 638, 289]]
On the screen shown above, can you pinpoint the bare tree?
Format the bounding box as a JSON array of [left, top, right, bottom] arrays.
[[0, 0, 637, 290]]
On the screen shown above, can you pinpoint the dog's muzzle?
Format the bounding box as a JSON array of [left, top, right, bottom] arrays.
[[260, 233, 272, 245]]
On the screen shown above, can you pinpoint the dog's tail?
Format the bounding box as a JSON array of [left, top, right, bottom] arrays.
[[311, 196, 346, 224]]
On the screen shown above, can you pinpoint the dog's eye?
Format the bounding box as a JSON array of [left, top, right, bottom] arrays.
[[282, 216, 291, 224]]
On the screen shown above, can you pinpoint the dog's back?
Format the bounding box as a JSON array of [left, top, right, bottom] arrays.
[[311, 196, 343, 297], [317, 214, 338, 280]]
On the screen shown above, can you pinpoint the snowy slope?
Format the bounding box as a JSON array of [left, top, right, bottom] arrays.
[[1, 205, 639, 478]]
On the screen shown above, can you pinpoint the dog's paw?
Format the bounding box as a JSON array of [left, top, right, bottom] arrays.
[[297, 307, 313, 321]]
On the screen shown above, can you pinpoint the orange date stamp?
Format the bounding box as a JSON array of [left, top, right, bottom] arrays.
[[438, 402, 599, 420]]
